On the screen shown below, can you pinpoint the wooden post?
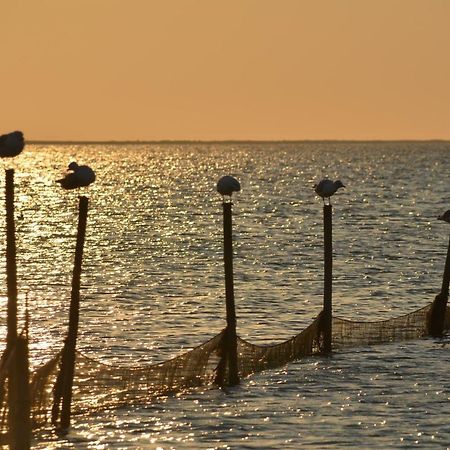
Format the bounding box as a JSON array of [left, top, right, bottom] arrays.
[[4, 169, 31, 448], [322, 204, 333, 353], [5, 169, 18, 346], [222, 201, 239, 386], [440, 236, 450, 297], [52, 196, 89, 429], [428, 235, 450, 337], [8, 336, 31, 450]]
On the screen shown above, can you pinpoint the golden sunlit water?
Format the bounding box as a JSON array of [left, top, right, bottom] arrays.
[[0, 142, 448, 448]]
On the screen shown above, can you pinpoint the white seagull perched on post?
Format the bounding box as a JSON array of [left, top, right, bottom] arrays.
[[438, 210, 450, 224], [0, 131, 25, 158], [56, 162, 96, 190], [314, 178, 345, 204], [217, 175, 241, 199]]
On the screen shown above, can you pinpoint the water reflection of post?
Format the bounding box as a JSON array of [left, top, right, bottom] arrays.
[[428, 210, 450, 337], [214, 176, 240, 387]]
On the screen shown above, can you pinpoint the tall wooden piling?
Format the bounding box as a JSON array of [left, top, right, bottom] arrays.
[[52, 196, 89, 429], [5, 169, 18, 346], [4, 169, 31, 449], [440, 236, 450, 297], [322, 204, 333, 353], [428, 235, 450, 337], [221, 201, 239, 386]]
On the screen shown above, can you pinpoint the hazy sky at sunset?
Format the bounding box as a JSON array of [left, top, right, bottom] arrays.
[[2, 0, 449, 141]]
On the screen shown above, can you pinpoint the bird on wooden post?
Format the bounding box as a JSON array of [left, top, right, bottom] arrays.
[[314, 178, 345, 354], [216, 175, 240, 386], [314, 179, 345, 205], [53, 161, 95, 430], [2, 131, 25, 343], [1, 130, 28, 447], [56, 162, 96, 190]]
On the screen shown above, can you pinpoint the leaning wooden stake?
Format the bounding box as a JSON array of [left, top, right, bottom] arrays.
[[52, 196, 89, 430], [428, 235, 450, 337], [322, 204, 333, 353]]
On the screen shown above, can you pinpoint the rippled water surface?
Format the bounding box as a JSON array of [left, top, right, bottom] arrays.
[[0, 142, 449, 448]]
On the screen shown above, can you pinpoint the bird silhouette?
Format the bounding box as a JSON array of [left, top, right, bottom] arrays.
[[0, 131, 25, 158], [56, 162, 96, 190], [437, 210, 450, 224], [314, 179, 345, 204], [217, 175, 241, 199]]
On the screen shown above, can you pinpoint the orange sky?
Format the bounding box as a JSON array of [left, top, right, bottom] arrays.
[[2, 0, 449, 141]]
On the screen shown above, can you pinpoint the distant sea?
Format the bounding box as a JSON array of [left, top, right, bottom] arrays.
[[1, 141, 449, 448]]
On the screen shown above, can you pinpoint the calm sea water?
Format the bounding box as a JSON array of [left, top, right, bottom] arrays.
[[0, 142, 449, 448]]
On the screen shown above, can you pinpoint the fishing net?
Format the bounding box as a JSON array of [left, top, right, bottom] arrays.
[[0, 302, 449, 435], [29, 352, 61, 426], [0, 348, 60, 437], [69, 330, 224, 414], [333, 303, 434, 349], [234, 303, 450, 377], [238, 316, 323, 378]]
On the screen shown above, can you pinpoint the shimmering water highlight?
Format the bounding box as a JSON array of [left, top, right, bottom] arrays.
[[0, 141, 448, 448]]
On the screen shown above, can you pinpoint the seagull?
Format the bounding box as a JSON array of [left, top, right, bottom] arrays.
[[314, 179, 345, 204], [437, 210, 450, 224], [56, 162, 96, 190], [217, 175, 241, 199], [0, 131, 25, 158]]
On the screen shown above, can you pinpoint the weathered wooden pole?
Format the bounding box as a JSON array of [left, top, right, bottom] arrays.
[[8, 336, 31, 450], [5, 169, 32, 449], [222, 200, 239, 386], [5, 169, 18, 346], [52, 196, 89, 429], [322, 204, 333, 353], [428, 234, 450, 337]]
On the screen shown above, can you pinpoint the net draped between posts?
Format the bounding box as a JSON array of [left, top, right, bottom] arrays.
[[0, 302, 449, 435]]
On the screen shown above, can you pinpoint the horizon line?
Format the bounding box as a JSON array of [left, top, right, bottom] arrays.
[[28, 138, 450, 145]]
